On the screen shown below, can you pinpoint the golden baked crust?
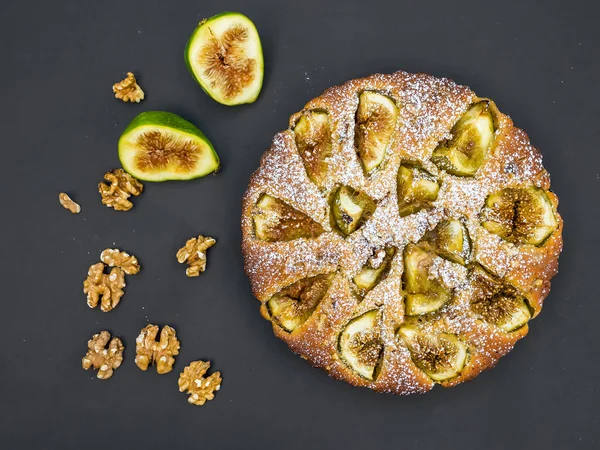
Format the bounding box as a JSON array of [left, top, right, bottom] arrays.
[[241, 71, 563, 394]]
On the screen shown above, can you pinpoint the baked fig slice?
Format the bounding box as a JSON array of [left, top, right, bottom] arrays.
[[431, 102, 495, 176], [402, 244, 451, 316], [338, 310, 384, 380], [185, 12, 263, 105], [331, 185, 376, 235], [294, 110, 333, 188], [398, 325, 467, 381], [481, 186, 557, 245], [118, 111, 219, 181], [397, 164, 440, 217], [419, 219, 471, 265], [355, 91, 399, 173], [473, 294, 531, 332], [469, 268, 532, 332], [266, 274, 333, 332], [253, 194, 324, 242], [353, 247, 396, 296]]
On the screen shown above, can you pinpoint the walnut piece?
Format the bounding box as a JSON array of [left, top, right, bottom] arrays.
[[178, 360, 222, 406], [101, 248, 140, 275], [58, 192, 81, 214], [98, 168, 144, 211], [113, 72, 145, 103], [83, 262, 126, 312], [176, 235, 216, 277], [82, 331, 124, 380], [135, 324, 180, 374]]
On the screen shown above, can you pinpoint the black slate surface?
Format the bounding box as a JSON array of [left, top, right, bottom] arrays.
[[1, 0, 598, 448]]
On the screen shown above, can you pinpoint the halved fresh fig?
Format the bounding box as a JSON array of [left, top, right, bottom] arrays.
[[419, 219, 471, 265], [481, 186, 557, 245], [293, 110, 333, 188], [266, 274, 333, 332], [431, 102, 495, 176], [331, 185, 376, 235], [354, 91, 399, 173], [253, 194, 324, 242], [338, 310, 383, 380], [353, 247, 396, 296], [398, 325, 467, 381], [469, 268, 532, 332], [402, 244, 451, 316], [397, 164, 440, 217], [185, 12, 264, 105], [118, 111, 219, 181]]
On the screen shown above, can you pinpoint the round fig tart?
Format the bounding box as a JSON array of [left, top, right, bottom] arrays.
[[241, 71, 562, 394]]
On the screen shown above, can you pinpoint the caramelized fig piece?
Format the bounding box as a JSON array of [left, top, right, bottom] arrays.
[[353, 247, 396, 296], [469, 267, 532, 332], [431, 102, 494, 176], [253, 194, 324, 242], [355, 91, 399, 173], [338, 310, 383, 380], [267, 274, 333, 332], [293, 110, 333, 188], [398, 325, 467, 381], [397, 164, 440, 217], [402, 244, 451, 316], [481, 186, 557, 245], [419, 218, 471, 265], [331, 185, 377, 235]]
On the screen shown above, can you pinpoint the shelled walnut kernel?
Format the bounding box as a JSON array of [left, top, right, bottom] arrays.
[[135, 324, 180, 374], [98, 169, 143, 211], [83, 262, 126, 312], [58, 192, 81, 213], [101, 248, 140, 275], [81, 331, 124, 380], [176, 235, 216, 277], [113, 72, 145, 103], [178, 360, 222, 406]]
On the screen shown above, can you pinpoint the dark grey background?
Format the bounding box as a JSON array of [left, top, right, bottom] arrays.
[[1, 0, 597, 448]]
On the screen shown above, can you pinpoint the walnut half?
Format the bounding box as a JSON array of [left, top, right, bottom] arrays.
[[178, 360, 222, 406], [98, 169, 144, 211], [135, 324, 180, 374], [58, 192, 81, 213], [113, 72, 145, 103], [82, 331, 124, 380], [176, 235, 216, 277], [101, 248, 140, 275], [83, 262, 126, 312]]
